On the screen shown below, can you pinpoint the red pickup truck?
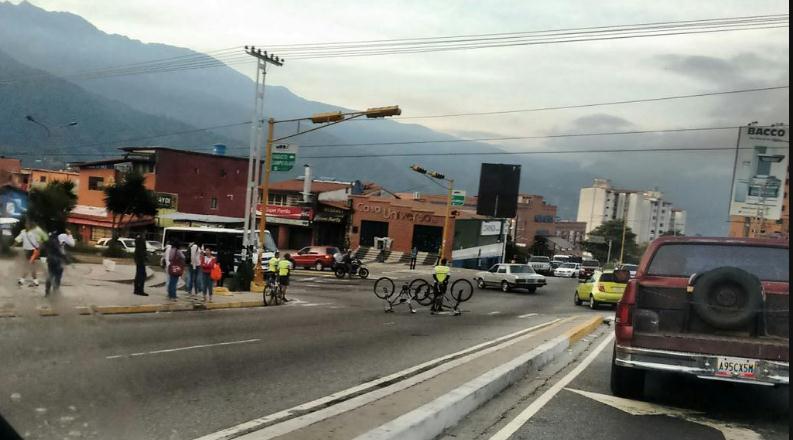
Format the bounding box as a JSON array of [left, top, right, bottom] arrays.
[[611, 236, 789, 398]]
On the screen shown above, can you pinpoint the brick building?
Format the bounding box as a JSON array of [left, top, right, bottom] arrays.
[[513, 194, 557, 247], [553, 220, 587, 249]]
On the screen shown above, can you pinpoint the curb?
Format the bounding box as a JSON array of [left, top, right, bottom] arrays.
[[354, 315, 604, 440]]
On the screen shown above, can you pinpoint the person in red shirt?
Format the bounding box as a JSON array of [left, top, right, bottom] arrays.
[[200, 247, 216, 302]]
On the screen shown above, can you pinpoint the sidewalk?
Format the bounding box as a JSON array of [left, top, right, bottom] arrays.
[[0, 258, 265, 318]]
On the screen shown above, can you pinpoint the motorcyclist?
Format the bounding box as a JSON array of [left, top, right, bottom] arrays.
[[342, 250, 354, 278]]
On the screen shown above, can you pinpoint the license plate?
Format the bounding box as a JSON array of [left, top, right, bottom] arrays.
[[715, 356, 758, 379]]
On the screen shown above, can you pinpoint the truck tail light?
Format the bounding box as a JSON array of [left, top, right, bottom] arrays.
[[615, 279, 638, 345]]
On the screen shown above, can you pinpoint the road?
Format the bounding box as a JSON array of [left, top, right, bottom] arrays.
[[444, 323, 790, 440], [0, 268, 595, 440]]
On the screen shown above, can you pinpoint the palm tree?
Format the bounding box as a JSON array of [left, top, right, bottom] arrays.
[[104, 170, 157, 239]]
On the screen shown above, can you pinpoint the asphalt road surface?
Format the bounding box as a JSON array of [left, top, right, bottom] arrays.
[[444, 325, 789, 440], [0, 269, 598, 440]]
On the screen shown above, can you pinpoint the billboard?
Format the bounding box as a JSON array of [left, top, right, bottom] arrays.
[[729, 126, 789, 220], [476, 163, 521, 218]]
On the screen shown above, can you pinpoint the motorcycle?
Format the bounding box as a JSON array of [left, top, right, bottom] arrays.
[[333, 258, 369, 279]]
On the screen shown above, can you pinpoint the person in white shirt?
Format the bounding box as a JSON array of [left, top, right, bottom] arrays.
[[186, 241, 202, 296], [14, 222, 46, 286]]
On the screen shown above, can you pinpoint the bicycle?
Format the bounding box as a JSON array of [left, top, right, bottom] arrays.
[[414, 278, 474, 315], [373, 277, 417, 313], [263, 272, 285, 306]]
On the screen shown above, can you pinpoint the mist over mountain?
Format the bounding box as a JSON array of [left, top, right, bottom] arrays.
[[1, 1, 786, 235]]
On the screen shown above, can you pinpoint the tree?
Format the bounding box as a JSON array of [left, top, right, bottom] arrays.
[[529, 235, 551, 257], [26, 180, 77, 233], [104, 170, 157, 239], [582, 220, 639, 264]]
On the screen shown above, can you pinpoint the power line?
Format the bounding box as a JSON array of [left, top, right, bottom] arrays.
[[301, 144, 790, 160], [0, 15, 786, 84], [387, 85, 790, 120]]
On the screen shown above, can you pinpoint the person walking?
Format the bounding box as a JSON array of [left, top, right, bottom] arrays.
[[15, 222, 46, 287], [409, 246, 418, 270], [43, 232, 63, 296], [133, 234, 149, 296], [165, 240, 185, 301], [199, 246, 216, 302]]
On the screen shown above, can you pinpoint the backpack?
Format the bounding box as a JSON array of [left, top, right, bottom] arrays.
[[210, 263, 222, 281], [168, 248, 185, 277]]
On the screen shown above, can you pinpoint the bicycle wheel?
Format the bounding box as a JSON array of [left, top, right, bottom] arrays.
[[373, 277, 395, 300], [263, 284, 269, 306], [410, 279, 433, 306], [269, 285, 280, 306], [450, 279, 474, 303]]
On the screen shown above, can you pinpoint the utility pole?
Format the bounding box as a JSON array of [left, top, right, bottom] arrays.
[[242, 46, 283, 260]]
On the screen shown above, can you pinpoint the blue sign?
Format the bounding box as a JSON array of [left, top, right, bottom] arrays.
[[0, 186, 28, 219]]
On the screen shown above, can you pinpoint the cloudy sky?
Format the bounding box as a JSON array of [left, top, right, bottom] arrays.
[[8, 1, 791, 234]]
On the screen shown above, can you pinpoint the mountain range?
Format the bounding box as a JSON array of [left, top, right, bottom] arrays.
[[0, 1, 762, 236]]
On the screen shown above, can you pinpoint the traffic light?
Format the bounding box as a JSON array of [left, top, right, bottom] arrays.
[[310, 111, 344, 124], [410, 164, 427, 174], [365, 106, 401, 118]]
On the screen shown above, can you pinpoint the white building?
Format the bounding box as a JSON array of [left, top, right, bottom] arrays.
[[576, 179, 686, 243]]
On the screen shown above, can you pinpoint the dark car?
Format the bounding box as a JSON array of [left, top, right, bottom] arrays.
[[610, 236, 789, 398], [292, 246, 340, 270], [578, 259, 600, 279]]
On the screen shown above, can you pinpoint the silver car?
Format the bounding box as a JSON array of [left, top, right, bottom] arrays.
[[475, 264, 547, 293]]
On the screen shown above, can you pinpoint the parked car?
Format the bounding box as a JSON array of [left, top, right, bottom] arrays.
[[528, 256, 552, 275], [611, 236, 789, 399], [578, 259, 600, 279], [292, 246, 341, 270], [553, 262, 580, 278], [617, 263, 638, 278], [94, 237, 136, 253], [146, 240, 164, 254], [574, 270, 628, 309], [475, 263, 546, 293]]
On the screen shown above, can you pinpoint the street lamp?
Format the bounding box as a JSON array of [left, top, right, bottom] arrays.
[[25, 115, 78, 137], [252, 105, 401, 284], [410, 163, 454, 262]]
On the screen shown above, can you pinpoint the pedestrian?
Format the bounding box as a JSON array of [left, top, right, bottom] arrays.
[[185, 241, 201, 296], [44, 231, 65, 295], [14, 221, 46, 287], [165, 240, 185, 301], [133, 234, 149, 296], [199, 246, 216, 302], [217, 248, 234, 287], [409, 246, 418, 270], [278, 252, 294, 301]]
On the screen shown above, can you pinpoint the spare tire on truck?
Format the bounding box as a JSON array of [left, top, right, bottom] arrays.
[[691, 266, 763, 330]]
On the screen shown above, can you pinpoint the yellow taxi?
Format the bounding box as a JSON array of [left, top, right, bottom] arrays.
[[574, 270, 627, 309]]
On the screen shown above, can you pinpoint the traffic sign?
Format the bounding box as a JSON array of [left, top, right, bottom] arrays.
[[451, 190, 466, 206], [271, 144, 298, 171]]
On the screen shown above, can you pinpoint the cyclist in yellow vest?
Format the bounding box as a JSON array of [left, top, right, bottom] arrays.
[[267, 251, 280, 286], [277, 253, 294, 301], [432, 259, 451, 313]]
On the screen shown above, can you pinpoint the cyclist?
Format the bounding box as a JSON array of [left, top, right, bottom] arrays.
[[267, 251, 280, 289], [277, 252, 294, 301], [431, 258, 451, 313]]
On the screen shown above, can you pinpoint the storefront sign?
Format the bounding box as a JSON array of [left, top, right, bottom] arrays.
[[480, 220, 502, 236], [156, 192, 178, 210], [355, 202, 439, 224], [314, 206, 346, 223], [257, 204, 314, 221]]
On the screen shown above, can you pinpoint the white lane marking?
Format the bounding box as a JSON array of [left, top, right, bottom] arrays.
[[195, 318, 563, 440], [105, 338, 261, 360], [488, 311, 501, 315], [488, 332, 614, 440], [566, 389, 762, 440], [517, 313, 537, 319]]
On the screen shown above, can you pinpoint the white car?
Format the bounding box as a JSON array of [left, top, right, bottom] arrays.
[[528, 256, 552, 274], [475, 263, 547, 293], [553, 262, 580, 278], [95, 237, 158, 254]]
